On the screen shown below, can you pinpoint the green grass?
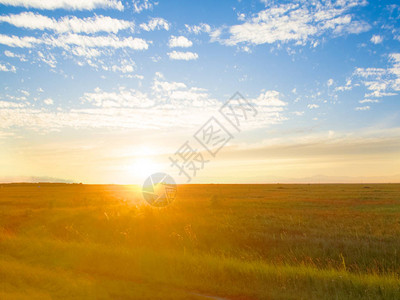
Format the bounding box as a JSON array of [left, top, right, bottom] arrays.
[[0, 183, 399, 299]]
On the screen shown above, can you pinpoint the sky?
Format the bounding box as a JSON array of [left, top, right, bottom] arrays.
[[0, 0, 399, 184]]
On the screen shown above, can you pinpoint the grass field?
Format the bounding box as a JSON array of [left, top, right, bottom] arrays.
[[0, 183, 399, 299]]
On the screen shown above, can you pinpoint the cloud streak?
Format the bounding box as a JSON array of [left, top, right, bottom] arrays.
[[0, 75, 288, 132], [214, 0, 370, 47], [0, 33, 149, 50], [140, 18, 169, 31], [352, 53, 400, 99], [0, 62, 16, 72], [0, 0, 123, 11], [168, 51, 198, 60], [0, 12, 133, 34]]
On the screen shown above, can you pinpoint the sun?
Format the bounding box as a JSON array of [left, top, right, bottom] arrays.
[[128, 157, 160, 179]]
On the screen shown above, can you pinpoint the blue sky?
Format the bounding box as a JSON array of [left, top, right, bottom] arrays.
[[0, 0, 399, 184]]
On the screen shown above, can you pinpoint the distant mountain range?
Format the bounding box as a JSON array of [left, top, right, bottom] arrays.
[[1, 174, 399, 184], [270, 174, 400, 184], [0, 176, 75, 183]]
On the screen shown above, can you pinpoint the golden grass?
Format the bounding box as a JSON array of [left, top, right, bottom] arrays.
[[0, 183, 399, 299]]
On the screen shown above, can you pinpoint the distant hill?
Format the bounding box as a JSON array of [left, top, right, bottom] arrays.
[[0, 176, 75, 184]]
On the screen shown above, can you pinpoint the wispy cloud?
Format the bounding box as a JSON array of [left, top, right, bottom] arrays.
[[254, 91, 287, 106], [185, 23, 211, 34], [308, 104, 319, 109], [335, 79, 352, 91], [0, 33, 149, 50], [0, 101, 25, 107], [355, 105, 370, 111], [370, 34, 383, 44], [109, 60, 135, 73], [37, 50, 57, 68], [82, 87, 153, 108], [52, 34, 149, 50], [0, 62, 16, 72], [0, 74, 288, 132], [0, 0, 124, 11], [71, 47, 101, 58], [214, 0, 369, 47], [0, 12, 133, 34], [359, 99, 379, 103], [132, 0, 156, 13], [4, 50, 27, 61], [352, 53, 400, 99], [0, 34, 42, 47], [139, 17, 169, 31], [43, 98, 54, 105], [168, 51, 198, 60]]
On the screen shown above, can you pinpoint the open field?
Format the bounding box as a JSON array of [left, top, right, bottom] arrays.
[[0, 183, 399, 299]]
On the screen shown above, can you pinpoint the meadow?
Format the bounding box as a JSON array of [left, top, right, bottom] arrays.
[[0, 183, 399, 299]]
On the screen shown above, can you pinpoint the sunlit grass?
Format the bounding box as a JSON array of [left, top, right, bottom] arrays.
[[0, 183, 399, 299]]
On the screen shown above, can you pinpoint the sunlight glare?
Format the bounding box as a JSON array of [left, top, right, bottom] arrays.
[[129, 157, 160, 180]]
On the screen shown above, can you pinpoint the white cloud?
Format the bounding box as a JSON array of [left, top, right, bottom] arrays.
[[54, 34, 149, 50], [43, 98, 54, 105], [292, 111, 304, 116], [152, 79, 186, 93], [355, 106, 370, 111], [5, 94, 27, 101], [254, 91, 287, 106], [140, 18, 169, 31], [155, 71, 164, 79], [241, 46, 251, 53], [123, 74, 144, 80], [4, 50, 15, 57], [82, 87, 153, 108], [132, 0, 156, 13], [209, 28, 222, 42], [4, 50, 27, 62], [335, 79, 352, 91], [0, 33, 149, 50], [364, 91, 397, 98], [308, 104, 319, 109], [0, 63, 16, 72], [110, 60, 135, 73], [216, 1, 369, 47], [352, 53, 400, 99], [354, 67, 387, 78], [0, 101, 25, 108], [241, 91, 288, 129], [359, 99, 379, 103], [327, 78, 334, 86], [152, 76, 214, 108], [0, 0, 123, 10], [0, 73, 288, 132], [0, 85, 288, 132], [0, 12, 133, 34], [336, 20, 370, 34], [237, 13, 246, 21], [0, 34, 42, 47], [71, 47, 101, 58], [185, 23, 211, 34], [52, 34, 148, 50], [370, 35, 383, 44], [168, 51, 198, 61], [168, 36, 193, 48], [151, 55, 161, 62], [37, 51, 57, 68]]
